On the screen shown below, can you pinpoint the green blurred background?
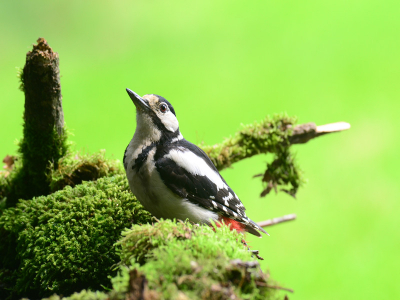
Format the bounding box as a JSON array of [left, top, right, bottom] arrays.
[[1, 0, 399, 299]]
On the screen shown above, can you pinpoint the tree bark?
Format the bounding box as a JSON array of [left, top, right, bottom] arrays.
[[23, 38, 64, 136]]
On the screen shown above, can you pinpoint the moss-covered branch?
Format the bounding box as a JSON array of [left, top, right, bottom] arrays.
[[201, 117, 350, 197], [201, 114, 296, 171], [201, 117, 350, 172]]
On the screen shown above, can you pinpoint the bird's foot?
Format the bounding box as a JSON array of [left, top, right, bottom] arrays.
[[242, 239, 264, 260]]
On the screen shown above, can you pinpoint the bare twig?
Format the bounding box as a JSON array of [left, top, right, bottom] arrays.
[[262, 284, 294, 293], [257, 214, 296, 228], [255, 281, 294, 293]]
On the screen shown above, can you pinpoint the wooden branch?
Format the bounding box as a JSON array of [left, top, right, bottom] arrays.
[[257, 214, 297, 228], [289, 122, 351, 144]]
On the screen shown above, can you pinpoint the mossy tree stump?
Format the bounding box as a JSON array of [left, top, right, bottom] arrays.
[[6, 38, 67, 207]]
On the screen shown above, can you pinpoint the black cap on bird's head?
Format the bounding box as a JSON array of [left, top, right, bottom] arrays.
[[126, 88, 178, 133]]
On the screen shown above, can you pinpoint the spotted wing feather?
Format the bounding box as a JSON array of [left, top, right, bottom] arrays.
[[154, 139, 266, 236]]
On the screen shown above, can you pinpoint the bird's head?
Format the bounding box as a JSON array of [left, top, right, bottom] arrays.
[[126, 88, 180, 140]]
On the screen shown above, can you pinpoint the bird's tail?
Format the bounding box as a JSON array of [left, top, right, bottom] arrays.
[[216, 216, 268, 237]]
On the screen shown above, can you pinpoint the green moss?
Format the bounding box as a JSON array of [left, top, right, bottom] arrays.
[[42, 290, 109, 300], [41, 220, 278, 300], [0, 173, 9, 212], [6, 125, 69, 207], [259, 147, 305, 197], [0, 174, 152, 299], [117, 219, 252, 266], [1, 147, 123, 211], [48, 149, 123, 192], [16, 67, 24, 93], [0, 156, 23, 212], [116, 221, 275, 299]]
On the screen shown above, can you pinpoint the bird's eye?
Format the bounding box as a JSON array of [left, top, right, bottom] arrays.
[[160, 103, 168, 113]]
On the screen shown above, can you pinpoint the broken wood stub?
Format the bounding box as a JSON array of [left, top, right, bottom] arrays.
[[23, 37, 64, 136], [10, 38, 67, 204], [289, 121, 351, 144]]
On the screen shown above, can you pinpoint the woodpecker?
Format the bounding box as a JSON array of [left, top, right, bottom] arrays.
[[123, 89, 267, 237]]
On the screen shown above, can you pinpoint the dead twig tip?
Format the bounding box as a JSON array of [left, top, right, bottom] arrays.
[[316, 122, 351, 133]]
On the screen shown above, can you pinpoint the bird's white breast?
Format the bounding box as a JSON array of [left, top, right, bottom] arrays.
[[126, 144, 218, 224]]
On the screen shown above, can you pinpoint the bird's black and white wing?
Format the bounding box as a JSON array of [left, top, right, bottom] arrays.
[[154, 139, 267, 237]]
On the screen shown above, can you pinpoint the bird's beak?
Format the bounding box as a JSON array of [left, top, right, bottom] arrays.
[[126, 88, 150, 111]]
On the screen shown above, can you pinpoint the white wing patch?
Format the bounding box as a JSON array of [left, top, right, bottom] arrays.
[[164, 148, 228, 191], [222, 192, 234, 206]]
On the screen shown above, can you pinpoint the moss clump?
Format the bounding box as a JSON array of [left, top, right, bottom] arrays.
[[48, 149, 123, 192], [1, 148, 123, 212], [0, 155, 23, 212], [0, 170, 10, 212], [116, 221, 275, 300], [43, 220, 278, 300], [5, 126, 69, 207], [0, 174, 152, 299], [257, 147, 304, 198], [16, 67, 24, 93], [42, 290, 109, 300]]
